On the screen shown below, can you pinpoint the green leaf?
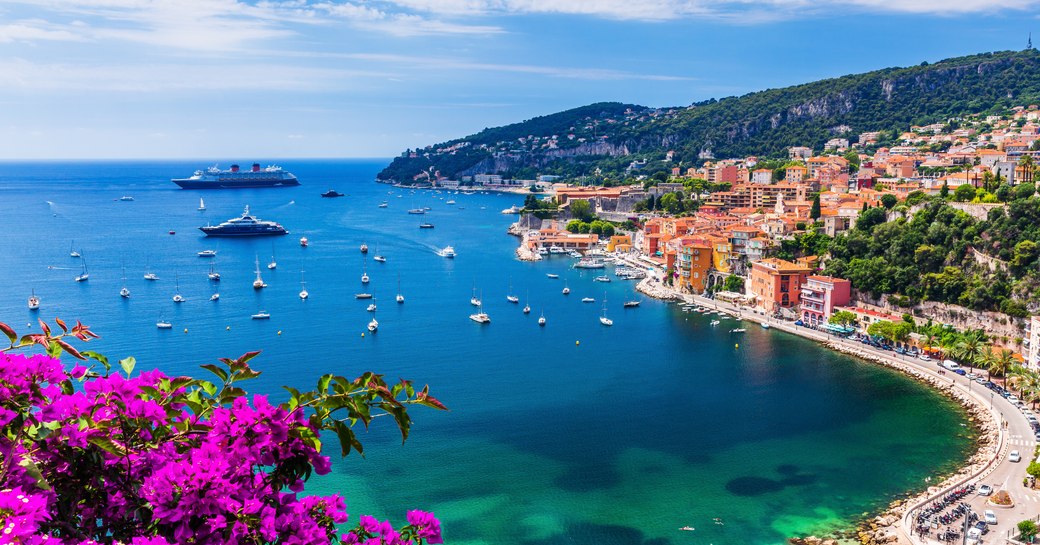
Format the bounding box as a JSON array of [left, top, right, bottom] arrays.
[[0, 321, 16, 344], [18, 459, 51, 491], [81, 351, 110, 372], [200, 364, 229, 383], [89, 435, 126, 456], [199, 380, 217, 396], [119, 357, 136, 378]]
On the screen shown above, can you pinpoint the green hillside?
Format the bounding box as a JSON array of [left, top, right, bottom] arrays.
[[377, 49, 1040, 182]]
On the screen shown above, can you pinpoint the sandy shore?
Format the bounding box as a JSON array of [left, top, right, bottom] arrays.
[[636, 279, 1002, 545]]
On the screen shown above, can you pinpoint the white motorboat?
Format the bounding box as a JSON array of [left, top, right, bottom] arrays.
[[299, 237, 308, 247], [367, 303, 377, 312], [710, 320, 720, 326], [210, 291, 220, 301], [623, 300, 640, 308], [549, 246, 565, 254], [562, 280, 570, 295], [156, 313, 172, 329], [378, 202, 388, 208], [27, 290, 39, 310], [574, 258, 605, 269], [360, 243, 369, 253], [446, 200, 456, 205], [568, 251, 582, 258], [546, 273, 559, 279], [761, 323, 770, 329], [441, 246, 456, 258], [538, 247, 549, 256], [198, 249, 217, 257], [144, 272, 159, 281], [252, 311, 271, 320], [730, 328, 747, 333], [374, 255, 387, 263], [253, 256, 266, 289], [582, 297, 595, 303], [368, 318, 378, 332], [594, 276, 611, 282], [355, 293, 373, 299], [469, 302, 491, 324]]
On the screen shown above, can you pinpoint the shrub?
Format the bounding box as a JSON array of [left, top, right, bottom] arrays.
[[0, 319, 446, 544]]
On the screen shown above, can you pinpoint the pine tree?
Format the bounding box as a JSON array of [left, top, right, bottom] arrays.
[[810, 193, 821, 220]]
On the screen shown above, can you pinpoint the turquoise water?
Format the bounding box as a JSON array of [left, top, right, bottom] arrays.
[[0, 160, 973, 544]]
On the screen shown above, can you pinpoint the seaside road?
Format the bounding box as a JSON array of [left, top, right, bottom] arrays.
[[675, 292, 1040, 545]]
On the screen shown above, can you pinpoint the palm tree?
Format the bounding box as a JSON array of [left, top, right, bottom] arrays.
[[957, 330, 986, 372], [988, 348, 1016, 381], [979, 345, 998, 379], [1018, 370, 1040, 409]]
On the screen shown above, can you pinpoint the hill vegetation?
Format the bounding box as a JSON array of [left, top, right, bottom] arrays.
[[378, 49, 1040, 183]]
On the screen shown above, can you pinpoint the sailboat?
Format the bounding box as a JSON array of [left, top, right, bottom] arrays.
[[361, 256, 370, 284], [198, 197, 206, 211], [538, 310, 546, 326], [299, 271, 309, 300], [469, 296, 490, 324], [506, 278, 519, 303], [75, 259, 89, 282], [267, 246, 277, 270], [368, 317, 379, 332], [120, 266, 131, 298], [156, 312, 172, 329], [599, 295, 613, 326], [208, 265, 221, 281], [70, 241, 80, 258], [27, 289, 39, 311], [172, 275, 185, 303], [470, 285, 481, 306], [210, 285, 220, 301], [523, 291, 531, 314], [396, 273, 405, 303], [562, 280, 570, 295], [253, 255, 266, 289]]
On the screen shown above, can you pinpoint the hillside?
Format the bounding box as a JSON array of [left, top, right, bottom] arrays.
[[377, 49, 1040, 183]]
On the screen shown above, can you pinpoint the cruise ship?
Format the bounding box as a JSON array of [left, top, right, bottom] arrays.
[[172, 163, 299, 189], [199, 206, 288, 237]]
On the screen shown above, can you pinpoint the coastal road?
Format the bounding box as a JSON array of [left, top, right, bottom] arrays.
[[674, 290, 1040, 544]]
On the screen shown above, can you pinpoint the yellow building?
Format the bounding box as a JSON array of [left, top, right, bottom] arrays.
[[607, 234, 632, 252], [710, 237, 732, 274]]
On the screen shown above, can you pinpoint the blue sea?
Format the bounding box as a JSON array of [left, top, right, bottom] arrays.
[[0, 159, 973, 545]]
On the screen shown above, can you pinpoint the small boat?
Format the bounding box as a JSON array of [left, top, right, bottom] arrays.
[[144, 272, 159, 281], [538, 247, 549, 255], [321, 189, 344, 198], [208, 266, 221, 281], [197, 249, 217, 257], [119, 195, 134, 201], [730, 328, 747, 333], [69, 241, 80, 258], [440, 246, 455, 258], [169, 230, 175, 235], [710, 320, 720, 326], [546, 273, 559, 279], [538, 312, 546, 326], [594, 276, 611, 282], [582, 297, 595, 303], [506, 278, 518, 303], [374, 255, 387, 263], [407, 208, 426, 214], [549, 246, 565, 254], [469, 300, 490, 324], [396, 273, 405, 303], [198, 197, 206, 211], [568, 251, 582, 258], [172, 276, 184, 303], [378, 202, 388, 208], [761, 323, 770, 329], [355, 293, 373, 299], [419, 222, 435, 229], [75, 260, 89, 282], [361, 256, 370, 284], [267, 250, 277, 270], [600, 299, 613, 326], [679, 527, 695, 532], [120, 286, 130, 299], [210, 291, 220, 301], [251, 311, 271, 320], [562, 281, 570, 295], [368, 318, 378, 332], [156, 313, 172, 329], [27, 290, 39, 311], [367, 303, 377, 312], [523, 291, 531, 314], [360, 243, 368, 254], [253, 256, 267, 289], [446, 200, 456, 205], [623, 300, 640, 308], [299, 272, 309, 300], [300, 237, 308, 247], [574, 258, 605, 269], [501, 205, 522, 214]]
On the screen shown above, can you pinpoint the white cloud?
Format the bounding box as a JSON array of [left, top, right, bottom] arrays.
[[345, 52, 694, 80], [0, 19, 84, 43]]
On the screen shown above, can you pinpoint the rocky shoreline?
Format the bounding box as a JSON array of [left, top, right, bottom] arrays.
[[632, 280, 998, 545]]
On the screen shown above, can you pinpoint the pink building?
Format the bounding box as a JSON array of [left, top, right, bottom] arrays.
[[798, 275, 852, 326]]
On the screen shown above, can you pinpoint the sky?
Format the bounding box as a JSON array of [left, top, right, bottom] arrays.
[[0, 0, 1038, 160]]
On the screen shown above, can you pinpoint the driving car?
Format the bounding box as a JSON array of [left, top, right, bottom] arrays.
[[1010, 450, 1022, 462], [984, 510, 997, 525], [978, 484, 993, 496]]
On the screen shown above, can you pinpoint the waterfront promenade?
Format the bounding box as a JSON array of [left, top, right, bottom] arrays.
[[634, 275, 1039, 545]]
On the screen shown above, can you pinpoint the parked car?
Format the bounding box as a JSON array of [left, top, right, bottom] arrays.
[[984, 510, 998, 525], [954, 369, 967, 376], [918, 354, 932, 361], [1009, 450, 1021, 463], [974, 520, 989, 534], [978, 484, 993, 496]]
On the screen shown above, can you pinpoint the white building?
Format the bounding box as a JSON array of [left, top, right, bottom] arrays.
[[1030, 315, 1040, 370]]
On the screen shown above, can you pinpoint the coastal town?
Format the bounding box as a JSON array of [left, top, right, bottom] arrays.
[[412, 103, 1040, 545]]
